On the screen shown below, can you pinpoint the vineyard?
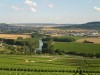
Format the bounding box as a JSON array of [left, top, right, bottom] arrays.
[[0, 55, 100, 75]]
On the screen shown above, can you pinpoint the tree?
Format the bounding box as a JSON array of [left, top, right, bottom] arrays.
[[53, 37, 76, 42], [48, 45, 55, 54], [42, 42, 48, 54], [42, 36, 54, 54], [17, 37, 23, 40]]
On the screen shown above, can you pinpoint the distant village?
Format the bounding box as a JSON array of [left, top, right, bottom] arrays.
[[40, 27, 100, 37]]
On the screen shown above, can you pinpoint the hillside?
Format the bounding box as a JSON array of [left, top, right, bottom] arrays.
[[77, 22, 100, 30], [56, 22, 100, 30], [0, 23, 10, 29], [0, 23, 34, 34]]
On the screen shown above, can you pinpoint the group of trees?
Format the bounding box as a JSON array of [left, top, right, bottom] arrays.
[[0, 37, 39, 55], [52, 37, 76, 42], [83, 40, 94, 43], [42, 35, 55, 54]]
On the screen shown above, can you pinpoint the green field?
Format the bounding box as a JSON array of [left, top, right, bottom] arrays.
[[54, 42, 100, 54], [0, 55, 100, 75], [0, 71, 73, 75]]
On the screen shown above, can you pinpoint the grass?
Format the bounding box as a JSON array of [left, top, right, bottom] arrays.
[[54, 42, 100, 54]]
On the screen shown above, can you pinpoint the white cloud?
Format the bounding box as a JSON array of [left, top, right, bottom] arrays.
[[25, 0, 37, 12], [48, 4, 54, 8], [43, 0, 54, 8], [12, 6, 22, 11], [94, 6, 100, 11], [30, 7, 36, 12], [25, 0, 37, 7]]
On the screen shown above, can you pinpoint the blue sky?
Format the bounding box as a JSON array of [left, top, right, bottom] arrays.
[[0, 0, 100, 24]]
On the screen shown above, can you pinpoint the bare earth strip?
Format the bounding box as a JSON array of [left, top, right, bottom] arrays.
[[77, 38, 100, 44], [0, 34, 31, 39]]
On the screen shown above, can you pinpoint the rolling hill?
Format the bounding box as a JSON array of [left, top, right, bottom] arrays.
[[56, 22, 100, 30]]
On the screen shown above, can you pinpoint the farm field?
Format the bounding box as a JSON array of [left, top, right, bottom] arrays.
[[77, 38, 100, 44], [0, 34, 31, 39], [54, 42, 100, 54], [0, 55, 100, 75], [0, 71, 73, 75]]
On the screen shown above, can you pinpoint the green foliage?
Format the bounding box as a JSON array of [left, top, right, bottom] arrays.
[[31, 32, 43, 38], [0, 38, 39, 55], [3, 39, 15, 45], [42, 36, 54, 54], [83, 40, 94, 43], [53, 37, 76, 42], [17, 37, 23, 40]]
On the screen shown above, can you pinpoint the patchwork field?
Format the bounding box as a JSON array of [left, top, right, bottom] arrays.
[[0, 55, 100, 75], [0, 34, 31, 39], [77, 38, 100, 44]]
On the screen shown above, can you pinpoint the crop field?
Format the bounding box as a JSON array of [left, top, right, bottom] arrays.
[[0, 71, 73, 75], [54, 42, 100, 54], [0, 55, 100, 75], [77, 38, 100, 44], [0, 34, 31, 39]]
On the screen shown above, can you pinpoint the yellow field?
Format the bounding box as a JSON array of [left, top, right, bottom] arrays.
[[0, 34, 31, 39], [77, 38, 100, 44]]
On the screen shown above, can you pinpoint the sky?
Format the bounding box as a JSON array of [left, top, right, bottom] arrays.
[[0, 0, 100, 24]]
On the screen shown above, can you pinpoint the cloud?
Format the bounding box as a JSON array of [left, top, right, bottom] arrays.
[[12, 6, 22, 11], [30, 7, 36, 12], [25, 0, 37, 7], [25, 0, 37, 12], [94, 6, 100, 11], [43, 0, 54, 8], [48, 4, 54, 8]]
